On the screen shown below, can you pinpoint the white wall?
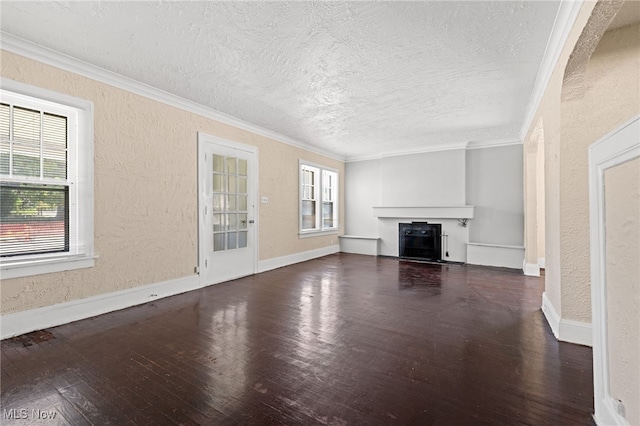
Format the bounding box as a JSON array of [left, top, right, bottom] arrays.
[[379, 149, 466, 206], [345, 149, 466, 238], [344, 158, 381, 236], [465, 144, 524, 245], [344, 146, 524, 267]]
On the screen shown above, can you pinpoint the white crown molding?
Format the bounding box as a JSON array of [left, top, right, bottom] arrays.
[[466, 138, 522, 150], [345, 142, 468, 163], [519, 0, 585, 141], [345, 137, 522, 163], [0, 32, 344, 162]]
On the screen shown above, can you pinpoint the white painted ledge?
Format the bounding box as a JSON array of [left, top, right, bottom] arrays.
[[339, 235, 379, 256], [466, 242, 524, 270], [372, 206, 474, 219]]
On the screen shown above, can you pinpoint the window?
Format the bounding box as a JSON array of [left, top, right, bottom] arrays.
[[0, 79, 94, 279], [299, 161, 338, 235]]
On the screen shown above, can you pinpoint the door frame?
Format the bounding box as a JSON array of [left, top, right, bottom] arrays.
[[197, 132, 259, 285], [588, 115, 639, 426]]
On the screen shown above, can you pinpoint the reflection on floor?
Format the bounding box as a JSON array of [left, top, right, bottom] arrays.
[[1, 253, 593, 425]]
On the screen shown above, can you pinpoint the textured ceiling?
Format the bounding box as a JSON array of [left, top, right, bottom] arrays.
[[0, 1, 562, 160]]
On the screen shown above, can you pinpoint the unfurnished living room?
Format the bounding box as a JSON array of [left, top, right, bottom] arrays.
[[0, 1, 638, 425]]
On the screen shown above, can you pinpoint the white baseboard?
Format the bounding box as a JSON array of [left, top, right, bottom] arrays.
[[1, 245, 341, 339], [523, 261, 541, 277], [1, 274, 200, 340], [541, 291, 561, 338], [560, 318, 592, 347], [258, 244, 340, 273], [594, 396, 630, 426], [466, 243, 524, 269], [538, 257, 546, 269], [541, 292, 592, 347]]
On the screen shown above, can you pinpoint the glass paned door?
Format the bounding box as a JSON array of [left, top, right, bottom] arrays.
[[199, 134, 256, 285], [212, 154, 249, 252]]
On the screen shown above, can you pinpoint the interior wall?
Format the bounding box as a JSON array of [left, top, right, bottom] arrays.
[[521, 0, 597, 323], [604, 157, 640, 426], [379, 149, 466, 206], [0, 51, 344, 315], [344, 149, 466, 239], [465, 144, 524, 246], [343, 159, 381, 237], [559, 22, 640, 322], [535, 133, 546, 264]]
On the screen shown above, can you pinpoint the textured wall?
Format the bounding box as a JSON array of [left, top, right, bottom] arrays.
[[559, 22, 640, 322], [0, 51, 344, 315], [521, 0, 600, 319], [605, 157, 640, 426], [466, 144, 524, 246]]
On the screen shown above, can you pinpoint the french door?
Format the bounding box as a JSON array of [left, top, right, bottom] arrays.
[[198, 133, 257, 285]]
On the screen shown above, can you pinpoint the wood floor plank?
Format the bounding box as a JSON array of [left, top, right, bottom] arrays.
[[1, 254, 593, 424]]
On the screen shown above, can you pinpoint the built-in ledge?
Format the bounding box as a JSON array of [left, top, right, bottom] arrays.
[[372, 206, 474, 219], [339, 235, 380, 256], [466, 242, 524, 270]]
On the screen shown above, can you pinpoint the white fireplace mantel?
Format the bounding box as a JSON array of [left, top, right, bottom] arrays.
[[372, 206, 474, 219]]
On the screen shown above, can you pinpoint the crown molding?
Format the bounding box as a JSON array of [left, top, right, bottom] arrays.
[[519, 0, 585, 141], [345, 137, 522, 163], [465, 138, 522, 150], [345, 142, 468, 163], [0, 32, 345, 162]]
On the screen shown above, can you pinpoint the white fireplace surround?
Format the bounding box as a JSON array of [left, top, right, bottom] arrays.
[[340, 205, 525, 270]]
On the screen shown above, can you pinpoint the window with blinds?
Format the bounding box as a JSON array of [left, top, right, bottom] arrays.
[[0, 99, 72, 257]]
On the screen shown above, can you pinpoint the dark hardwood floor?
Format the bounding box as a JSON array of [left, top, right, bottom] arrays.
[[1, 253, 593, 425]]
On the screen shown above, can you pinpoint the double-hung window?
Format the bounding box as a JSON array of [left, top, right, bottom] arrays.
[[299, 161, 338, 235], [0, 79, 94, 279]]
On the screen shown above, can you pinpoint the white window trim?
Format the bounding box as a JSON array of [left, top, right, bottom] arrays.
[[0, 78, 95, 279], [299, 159, 339, 237]]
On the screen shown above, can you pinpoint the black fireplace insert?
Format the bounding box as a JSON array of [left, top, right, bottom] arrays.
[[399, 222, 442, 261]]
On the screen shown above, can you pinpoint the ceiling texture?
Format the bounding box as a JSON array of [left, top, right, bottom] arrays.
[[0, 1, 564, 160]]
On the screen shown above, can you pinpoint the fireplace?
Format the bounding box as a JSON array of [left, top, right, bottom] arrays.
[[399, 222, 442, 261]]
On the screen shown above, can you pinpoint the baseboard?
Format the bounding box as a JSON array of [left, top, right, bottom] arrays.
[[541, 292, 561, 338], [538, 257, 546, 269], [258, 244, 340, 273], [1, 275, 200, 340], [1, 245, 341, 339], [559, 318, 592, 347], [523, 261, 541, 277], [541, 292, 592, 347], [594, 396, 630, 426]]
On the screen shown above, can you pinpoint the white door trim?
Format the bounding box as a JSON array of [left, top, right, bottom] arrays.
[[197, 132, 259, 285], [588, 115, 639, 426]]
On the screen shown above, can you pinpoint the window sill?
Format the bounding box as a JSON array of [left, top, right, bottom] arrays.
[[299, 229, 340, 239], [0, 254, 97, 280]]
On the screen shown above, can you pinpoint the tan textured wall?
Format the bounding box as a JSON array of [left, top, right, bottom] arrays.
[[560, 22, 640, 322], [0, 51, 344, 315], [522, 1, 598, 315], [535, 134, 545, 263], [605, 157, 640, 426]]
